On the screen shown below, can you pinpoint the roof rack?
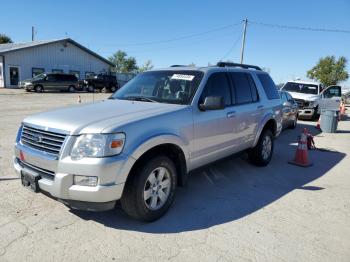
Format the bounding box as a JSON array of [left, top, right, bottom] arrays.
[[170, 65, 188, 67], [216, 62, 262, 71]]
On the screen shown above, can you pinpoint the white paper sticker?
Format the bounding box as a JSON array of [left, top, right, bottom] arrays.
[[171, 74, 195, 81]]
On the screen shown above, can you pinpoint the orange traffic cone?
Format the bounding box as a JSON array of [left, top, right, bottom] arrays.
[[77, 95, 81, 104], [288, 128, 313, 167]]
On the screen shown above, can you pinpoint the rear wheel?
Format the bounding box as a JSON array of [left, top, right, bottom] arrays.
[[248, 129, 274, 166], [101, 87, 108, 93], [34, 85, 43, 93], [121, 156, 177, 222], [68, 85, 76, 93]]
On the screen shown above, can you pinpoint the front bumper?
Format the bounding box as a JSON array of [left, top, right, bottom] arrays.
[[14, 141, 135, 211], [298, 108, 315, 119]]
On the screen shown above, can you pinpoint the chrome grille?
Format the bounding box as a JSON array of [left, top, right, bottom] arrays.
[[20, 125, 66, 156]]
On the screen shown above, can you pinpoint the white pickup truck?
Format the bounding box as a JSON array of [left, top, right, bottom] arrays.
[[281, 80, 342, 120]]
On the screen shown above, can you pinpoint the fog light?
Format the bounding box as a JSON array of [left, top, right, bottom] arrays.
[[73, 175, 98, 187]]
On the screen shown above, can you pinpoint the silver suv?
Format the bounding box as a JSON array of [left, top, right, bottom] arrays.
[[14, 62, 282, 221]]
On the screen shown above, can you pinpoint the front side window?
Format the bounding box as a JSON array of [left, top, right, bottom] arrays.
[[200, 73, 231, 106], [85, 72, 95, 79], [32, 68, 44, 78], [323, 86, 341, 98], [69, 70, 80, 79], [112, 70, 204, 105]]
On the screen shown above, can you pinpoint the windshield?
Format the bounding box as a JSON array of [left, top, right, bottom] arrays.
[[283, 82, 319, 95], [32, 73, 46, 80], [111, 70, 204, 104]]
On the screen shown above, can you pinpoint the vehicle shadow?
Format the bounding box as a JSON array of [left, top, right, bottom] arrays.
[[71, 122, 345, 233]]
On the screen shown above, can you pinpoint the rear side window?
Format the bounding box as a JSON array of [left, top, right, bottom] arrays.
[[229, 72, 258, 104], [201, 73, 231, 106], [257, 74, 279, 100]]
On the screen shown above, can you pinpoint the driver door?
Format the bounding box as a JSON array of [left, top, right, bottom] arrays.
[[192, 72, 236, 167], [319, 85, 342, 111]]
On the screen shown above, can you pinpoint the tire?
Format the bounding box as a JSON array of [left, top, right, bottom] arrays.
[[312, 106, 319, 121], [101, 87, 108, 93], [68, 85, 76, 93], [289, 115, 297, 129], [121, 156, 177, 222], [248, 129, 274, 166], [34, 85, 43, 93], [87, 85, 95, 93], [110, 85, 117, 92]]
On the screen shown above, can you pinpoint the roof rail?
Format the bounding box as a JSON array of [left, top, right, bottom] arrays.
[[216, 62, 262, 71], [170, 65, 188, 67]]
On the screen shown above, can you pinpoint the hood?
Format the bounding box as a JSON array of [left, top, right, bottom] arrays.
[[286, 91, 319, 101], [23, 99, 186, 135]]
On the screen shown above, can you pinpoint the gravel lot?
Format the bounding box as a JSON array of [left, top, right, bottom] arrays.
[[0, 89, 349, 262]]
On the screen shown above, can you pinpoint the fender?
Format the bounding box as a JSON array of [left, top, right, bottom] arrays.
[[130, 133, 190, 170], [252, 113, 276, 147]]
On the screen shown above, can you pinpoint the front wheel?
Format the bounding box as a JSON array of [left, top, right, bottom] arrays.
[[248, 129, 274, 166], [121, 156, 177, 222], [110, 85, 117, 92], [87, 85, 95, 93], [34, 85, 43, 93], [289, 115, 297, 129]]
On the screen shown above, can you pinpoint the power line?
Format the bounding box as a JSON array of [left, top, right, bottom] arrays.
[[219, 33, 242, 61], [94, 21, 242, 47], [249, 20, 350, 34]]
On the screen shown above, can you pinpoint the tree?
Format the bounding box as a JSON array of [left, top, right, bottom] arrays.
[[108, 50, 138, 73], [307, 56, 349, 86], [138, 60, 154, 73], [0, 34, 13, 44]]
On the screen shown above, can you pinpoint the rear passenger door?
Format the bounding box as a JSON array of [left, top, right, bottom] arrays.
[[228, 72, 261, 147]]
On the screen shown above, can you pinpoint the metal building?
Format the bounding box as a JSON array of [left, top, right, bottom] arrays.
[[0, 38, 114, 88]]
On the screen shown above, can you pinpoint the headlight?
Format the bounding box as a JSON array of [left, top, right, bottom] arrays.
[[70, 133, 125, 160], [307, 101, 315, 108]]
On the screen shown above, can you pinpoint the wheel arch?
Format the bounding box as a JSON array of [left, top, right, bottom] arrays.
[[253, 115, 277, 147], [128, 137, 189, 187]]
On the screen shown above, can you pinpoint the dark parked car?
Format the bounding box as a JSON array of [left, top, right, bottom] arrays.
[[20, 73, 79, 92], [279, 90, 298, 129], [83, 74, 119, 93]]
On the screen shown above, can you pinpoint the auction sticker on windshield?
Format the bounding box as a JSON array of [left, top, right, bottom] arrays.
[[171, 74, 195, 81]]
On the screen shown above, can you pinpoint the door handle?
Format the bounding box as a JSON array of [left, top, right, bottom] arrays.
[[257, 105, 264, 110], [227, 111, 236, 118]]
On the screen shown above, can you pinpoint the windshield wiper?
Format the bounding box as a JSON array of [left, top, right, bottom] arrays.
[[124, 96, 158, 103]]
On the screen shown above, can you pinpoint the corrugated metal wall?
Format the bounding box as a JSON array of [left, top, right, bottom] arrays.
[[4, 41, 111, 87], [0, 56, 3, 87]]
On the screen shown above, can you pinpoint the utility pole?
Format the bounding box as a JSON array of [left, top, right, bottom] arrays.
[[32, 26, 35, 41], [240, 18, 248, 64]]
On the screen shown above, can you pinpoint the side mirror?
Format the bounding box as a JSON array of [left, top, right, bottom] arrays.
[[283, 101, 292, 107], [199, 96, 225, 111]]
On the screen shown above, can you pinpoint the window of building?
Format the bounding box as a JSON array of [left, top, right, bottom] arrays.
[[32, 68, 45, 78], [69, 70, 80, 79], [257, 74, 280, 100], [52, 69, 63, 73], [85, 72, 96, 79], [200, 72, 231, 106]]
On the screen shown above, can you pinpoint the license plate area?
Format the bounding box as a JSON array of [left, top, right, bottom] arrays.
[[21, 170, 40, 192]]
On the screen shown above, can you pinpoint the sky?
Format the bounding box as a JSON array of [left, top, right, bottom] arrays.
[[1, 0, 350, 85]]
